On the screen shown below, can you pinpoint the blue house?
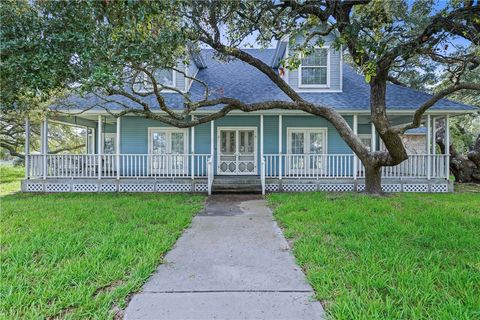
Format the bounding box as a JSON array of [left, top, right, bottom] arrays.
[[22, 38, 475, 194]]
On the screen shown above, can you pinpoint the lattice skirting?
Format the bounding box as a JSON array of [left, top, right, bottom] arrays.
[[357, 184, 401, 193], [26, 183, 44, 192], [265, 184, 279, 192], [45, 183, 70, 192], [194, 183, 208, 192], [403, 184, 429, 193], [100, 184, 117, 192], [119, 184, 155, 192], [283, 184, 317, 192], [157, 184, 191, 192], [72, 184, 98, 192], [318, 184, 354, 192], [431, 184, 448, 192]]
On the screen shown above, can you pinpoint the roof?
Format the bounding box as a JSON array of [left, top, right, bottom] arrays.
[[56, 48, 476, 113]]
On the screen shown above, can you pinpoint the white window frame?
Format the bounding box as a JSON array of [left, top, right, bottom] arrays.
[[358, 134, 372, 151], [147, 127, 189, 155], [298, 47, 330, 89], [102, 133, 116, 155], [286, 127, 328, 155], [136, 69, 177, 94]]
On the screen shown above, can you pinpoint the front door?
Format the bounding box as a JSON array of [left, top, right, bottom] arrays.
[[287, 128, 327, 175], [149, 128, 188, 175], [217, 128, 257, 175]]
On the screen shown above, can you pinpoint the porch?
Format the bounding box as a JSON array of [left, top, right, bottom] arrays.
[[22, 112, 452, 194]]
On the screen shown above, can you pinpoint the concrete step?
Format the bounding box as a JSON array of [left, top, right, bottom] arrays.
[[212, 184, 262, 194]]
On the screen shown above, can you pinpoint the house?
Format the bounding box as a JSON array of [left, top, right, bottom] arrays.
[[21, 36, 475, 194]]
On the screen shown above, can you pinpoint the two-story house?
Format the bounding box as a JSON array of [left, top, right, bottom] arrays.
[[22, 36, 475, 194]]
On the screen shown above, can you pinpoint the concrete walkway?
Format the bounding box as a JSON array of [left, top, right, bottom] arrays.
[[124, 195, 325, 320]]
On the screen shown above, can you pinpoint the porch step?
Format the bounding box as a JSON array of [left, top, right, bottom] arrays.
[[212, 176, 262, 194]]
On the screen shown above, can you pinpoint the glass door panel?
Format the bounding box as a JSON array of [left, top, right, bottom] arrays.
[[218, 128, 257, 175], [289, 131, 305, 172], [309, 132, 325, 171]]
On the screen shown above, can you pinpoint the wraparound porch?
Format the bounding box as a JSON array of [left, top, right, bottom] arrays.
[[22, 112, 452, 194]]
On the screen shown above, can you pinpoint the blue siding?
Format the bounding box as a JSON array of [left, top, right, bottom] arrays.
[[102, 114, 357, 176]]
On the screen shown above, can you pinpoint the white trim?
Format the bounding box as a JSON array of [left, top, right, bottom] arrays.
[[445, 115, 450, 180], [427, 115, 431, 180], [286, 127, 328, 155], [353, 114, 357, 180], [278, 115, 283, 180], [191, 115, 195, 179], [298, 46, 330, 89], [217, 126, 258, 175], [102, 132, 117, 154], [53, 109, 475, 116], [260, 115, 264, 160], [147, 127, 189, 155], [339, 45, 343, 91], [116, 117, 121, 180], [97, 115, 102, 179], [371, 122, 376, 152]]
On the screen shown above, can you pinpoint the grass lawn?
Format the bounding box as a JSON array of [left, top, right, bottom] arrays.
[[0, 193, 204, 319], [268, 192, 480, 320], [0, 164, 24, 196]]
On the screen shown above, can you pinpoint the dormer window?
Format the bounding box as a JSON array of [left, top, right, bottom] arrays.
[[298, 48, 329, 87], [134, 69, 175, 93]]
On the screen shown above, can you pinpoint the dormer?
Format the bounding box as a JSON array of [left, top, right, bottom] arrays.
[[271, 32, 342, 92], [132, 50, 206, 94]]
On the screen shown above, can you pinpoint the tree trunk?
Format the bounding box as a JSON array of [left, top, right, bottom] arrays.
[[364, 163, 383, 195]]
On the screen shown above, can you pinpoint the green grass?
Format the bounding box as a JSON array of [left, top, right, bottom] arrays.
[[0, 193, 205, 319], [0, 164, 24, 196], [268, 192, 480, 320]]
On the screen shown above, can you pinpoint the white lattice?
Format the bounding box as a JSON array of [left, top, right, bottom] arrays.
[[318, 184, 354, 192], [357, 184, 365, 192], [404, 184, 428, 192], [283, 184, 316, 192], [45, 183, 70, 192], [100, 184, 117, 192], [27, 183, 43, 192], [157, 184, 191, 192], [431, 184, 448, 193], [266, 184, 279, 192], [194, 183, 208, 192], [119, 184, 155, 192], [382, 184, 401, 193], [72, 184, 98, 192]]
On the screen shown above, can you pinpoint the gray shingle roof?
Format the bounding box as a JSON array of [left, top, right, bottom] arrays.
[[57, 48, 475, 112]]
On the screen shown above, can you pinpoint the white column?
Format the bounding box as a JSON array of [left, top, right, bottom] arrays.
[[370, 121, 376, 152], [432, 117, 437, 155], [445, 115, 450, 180], [98, 115, 102, 179], [278, 115, 282, 180], [191, 116, 195, 179], [42, 117, 48, 179], [260, 115, 264, 159], [427, 114, 431, 180], [25, 117, 30, 179], [210, 120, 214, 158], [116, 116, 121, 180], [353, 115, 358, 180]]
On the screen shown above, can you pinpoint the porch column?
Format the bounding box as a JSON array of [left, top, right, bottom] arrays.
[[41, 117, 48, 179], [210, 120, 214, 159], [278, 115, 282, 180], [191, 115, 195, 179], [98, 115, 102, 179], [370, 121, 376, 152], [116, 116, 121, 180], [432, 117, 437, 155], [25, 117, 30, 179], [260, 115, 264, 160], [445, 115, 450, 180], [427, 114, 431, 180], [353, 115, 358, 180]]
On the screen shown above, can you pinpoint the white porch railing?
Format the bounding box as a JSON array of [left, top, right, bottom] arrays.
[[263, 154, 449, 180], [27, 154, 210, 179], [27, 153, 449, 181], [261, 157, 266, 195]]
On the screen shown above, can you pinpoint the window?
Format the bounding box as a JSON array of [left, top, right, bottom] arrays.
[[358, 134, 372, 151], [103, 133, 116, 154], [134, 69, 175, 93], [299, 48, 329, 87]]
